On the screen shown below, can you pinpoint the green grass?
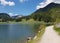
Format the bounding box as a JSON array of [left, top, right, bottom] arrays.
[[55, 28, 60, 32], [54, 26, 60, 35]]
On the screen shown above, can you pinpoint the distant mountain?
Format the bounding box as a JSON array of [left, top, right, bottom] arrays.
[[15, 15, 31, 22], [0, 13, 11, 22], [31, 2, 60, 22], [12, 15, 22, 19]]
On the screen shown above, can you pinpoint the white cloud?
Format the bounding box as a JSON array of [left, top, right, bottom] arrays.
[[9, 13, 13, 16], [36, 0, 60, 9], [0, 0, 15, 6], [9, 13, 18, 16], [54, 0, 60, 3], [19, 0, 28, 3]]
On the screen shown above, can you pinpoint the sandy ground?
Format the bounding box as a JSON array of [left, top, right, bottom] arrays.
[[38, 26, 60, 43]]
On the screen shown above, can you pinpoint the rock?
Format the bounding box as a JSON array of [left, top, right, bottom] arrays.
[[33, 36, 37, 40], [27, 37, 32, 41]]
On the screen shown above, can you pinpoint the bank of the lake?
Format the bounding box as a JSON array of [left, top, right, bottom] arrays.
[[27, 24, 45, 43]]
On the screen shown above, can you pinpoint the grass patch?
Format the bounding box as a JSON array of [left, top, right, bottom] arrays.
[[55, 28, 60, 32], [54, 26, 60, 35]]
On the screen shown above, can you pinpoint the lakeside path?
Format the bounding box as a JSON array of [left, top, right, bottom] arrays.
[[38, 26, 60, 43]]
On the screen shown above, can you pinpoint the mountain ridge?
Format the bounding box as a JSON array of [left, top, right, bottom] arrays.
[[35, 2, 60, 13], [30, 2, 60, 22]]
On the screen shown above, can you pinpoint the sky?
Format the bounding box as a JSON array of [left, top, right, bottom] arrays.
[[0, 0, 60, 16]]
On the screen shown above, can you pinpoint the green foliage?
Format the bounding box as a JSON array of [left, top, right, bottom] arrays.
[[27, 19, 35, 22], [54, 26, 60, 35], [30, 3, 60, 23], [21, 19, 26, 22]]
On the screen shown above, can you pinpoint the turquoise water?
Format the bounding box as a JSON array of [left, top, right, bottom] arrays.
[[0, 23, 38, 43]]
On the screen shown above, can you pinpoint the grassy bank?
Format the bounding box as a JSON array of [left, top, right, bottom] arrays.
[[54, 25, 60, 35], [27, 24, 45, 43], [26, 21, 54, 43]]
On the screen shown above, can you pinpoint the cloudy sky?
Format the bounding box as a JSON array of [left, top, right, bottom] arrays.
[[0, 0, 60, 16]]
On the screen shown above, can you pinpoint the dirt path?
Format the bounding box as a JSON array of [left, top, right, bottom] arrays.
[[38, 26, 60, 43]]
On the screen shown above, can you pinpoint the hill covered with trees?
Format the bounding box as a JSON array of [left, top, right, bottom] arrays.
[[0, 13, 11, 22], [30, 2, 60, 23]]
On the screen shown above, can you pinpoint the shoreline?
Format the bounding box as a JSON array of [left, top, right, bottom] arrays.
[[27, 25, 45, 43]]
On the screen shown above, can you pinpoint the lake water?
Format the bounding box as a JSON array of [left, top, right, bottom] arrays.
[[0, 23, 38, 43]]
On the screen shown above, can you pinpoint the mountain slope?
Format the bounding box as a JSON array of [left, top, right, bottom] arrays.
[[31, 2, 60, 22], [0, 13, 11, 22]]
